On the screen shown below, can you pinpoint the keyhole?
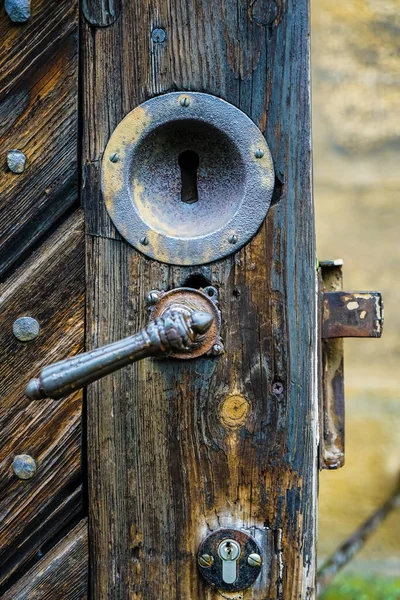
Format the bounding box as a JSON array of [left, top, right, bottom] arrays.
[[178, 150, 199, 204], [226, 542, 232, 559]]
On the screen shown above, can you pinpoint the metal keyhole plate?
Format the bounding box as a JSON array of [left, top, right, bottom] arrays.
[[102, 92, 274, 266], [197, 528, 263, 592]]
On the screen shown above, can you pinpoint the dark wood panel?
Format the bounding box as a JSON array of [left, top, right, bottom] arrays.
[[0, 0, 78, 276], [0, 486, 83, 591], [2, 518, 88, 600], [83, 1, 317, 598], [0, 210, 85, 587], [82, 0, 121, 27]]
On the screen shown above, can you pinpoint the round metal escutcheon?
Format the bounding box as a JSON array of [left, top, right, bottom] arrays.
[[197, 528, 263, 592], [149, 287, 222, 359], [102, 92, 275, 266]]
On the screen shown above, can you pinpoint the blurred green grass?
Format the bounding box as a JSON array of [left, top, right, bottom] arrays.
[[320, 575, 400, 600]]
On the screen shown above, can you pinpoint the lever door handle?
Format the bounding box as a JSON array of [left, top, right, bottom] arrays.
[[25, 309, 213, 401]]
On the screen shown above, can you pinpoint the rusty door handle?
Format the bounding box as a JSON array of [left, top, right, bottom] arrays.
[[25, 309, 213, 401]]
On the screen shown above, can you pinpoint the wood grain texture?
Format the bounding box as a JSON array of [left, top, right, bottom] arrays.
[[0, 211, 85, 588], [83, 0, 317, 598], [0, 0, 78, 276], [2, 518, 88, 600], [82, 0, 121, 27]]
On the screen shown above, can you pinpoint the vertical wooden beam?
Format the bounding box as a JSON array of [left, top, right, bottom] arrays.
[[82, 0, 317, 598]]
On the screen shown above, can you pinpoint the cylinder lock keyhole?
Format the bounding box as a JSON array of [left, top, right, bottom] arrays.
[[178, 150, 199, 204]]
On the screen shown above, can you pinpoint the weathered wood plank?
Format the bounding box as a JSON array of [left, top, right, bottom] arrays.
[[83, 1, 317, 598], [82, 0, 121, 27], [0, 0, 78, 276], [0, 486, 83, 591], [0, 210, 84, 587], [2, 518, 88, 600]]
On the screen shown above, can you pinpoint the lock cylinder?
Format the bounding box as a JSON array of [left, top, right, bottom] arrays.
[[197, 528, 263, 592]]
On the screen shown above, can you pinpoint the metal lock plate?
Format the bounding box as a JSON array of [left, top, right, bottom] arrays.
[[102, 92, 275, 266], [197, 528, 263, 592]]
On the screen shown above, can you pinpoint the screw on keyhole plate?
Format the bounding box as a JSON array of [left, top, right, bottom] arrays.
[[199, 554, 214, 568], [197, 528, 262, 592]]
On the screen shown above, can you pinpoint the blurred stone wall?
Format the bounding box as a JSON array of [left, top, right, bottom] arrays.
[[312, 0, 400, 574]]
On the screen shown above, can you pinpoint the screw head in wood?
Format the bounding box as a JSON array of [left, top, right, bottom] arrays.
[[7, 149, 27, 173], [180, 96, 191, 107], [212, 343, 224, 356], [272, 381, 284, 396], [109, 152, 120, 163], [228, 234, 238, 245], [247, 553, 262, 567], [146, 290, 161, 305], [140, 236, 149, 246], [151, 28, 166, 43], [254, 148, 264, 159], [13, 317, 40, 341], [12, 454, 37, 480], [198, 554, 214, 568]]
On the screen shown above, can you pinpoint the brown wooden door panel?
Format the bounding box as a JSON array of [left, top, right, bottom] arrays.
[[0, 0, 82, 591], [83, 1, 317, 598], [0, 212, 84, 590], [1, 0, 318, 597], [0, 0, 79, 276], [2, 518, 88, 600]]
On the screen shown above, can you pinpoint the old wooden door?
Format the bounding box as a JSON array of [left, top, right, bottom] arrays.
[[1, 0, 318, 598], [0, 0, 88, 597]]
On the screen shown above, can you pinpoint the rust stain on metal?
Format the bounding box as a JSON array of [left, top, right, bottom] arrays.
[[319, 261, 383, 469], [322, 291, 383, 338], [102, 105, 151, 222], [319, 261, 345, 470], [321, 338, 344, 469]]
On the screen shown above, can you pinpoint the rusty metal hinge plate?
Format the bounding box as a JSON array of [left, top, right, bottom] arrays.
[[319, 260, 383, 469]]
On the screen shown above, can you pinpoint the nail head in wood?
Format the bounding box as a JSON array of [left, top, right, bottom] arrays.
[[7, 150, 27, 174], [12, 454, 37, 480], [13, 316, 40, 341], [151, 28, 166, 43], [5, 0, 30, 22]]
